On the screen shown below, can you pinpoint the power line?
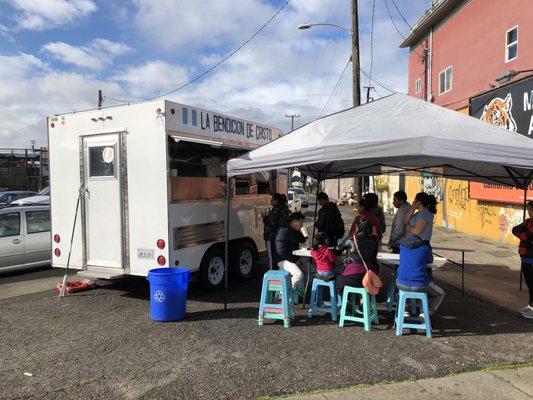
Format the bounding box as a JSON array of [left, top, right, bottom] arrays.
[[369, 0, 376, 87], [319, 58, 351, 117], [389, 0, 427, 51], [104, 0, 291, 104], [360, 68, 397, 93], [383, 0, 422, 58]]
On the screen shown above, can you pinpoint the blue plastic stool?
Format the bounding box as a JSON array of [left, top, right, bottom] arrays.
[[258, 270, 294, 328], [386, 271, 397, 312], [395, 290, 432, 338], [338, 286, 379, 331], [307, 278, 338, 321]]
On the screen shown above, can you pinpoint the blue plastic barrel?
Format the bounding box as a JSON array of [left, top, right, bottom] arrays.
[[147, 267, 190, 322]]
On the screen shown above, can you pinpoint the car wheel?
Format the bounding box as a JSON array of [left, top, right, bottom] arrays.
[[200, 247, 225, 290], [230, 241, 257, 280]]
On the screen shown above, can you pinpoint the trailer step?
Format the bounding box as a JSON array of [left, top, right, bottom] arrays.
[[76, 267, 124, 280]]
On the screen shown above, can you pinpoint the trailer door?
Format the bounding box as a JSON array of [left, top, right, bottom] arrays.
[[82, 134, 123, 269]]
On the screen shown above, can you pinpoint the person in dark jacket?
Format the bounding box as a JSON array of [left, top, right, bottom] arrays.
[[315, 192, 344, 248], [275, 212, 307, 295], [512, 200, 533, 319], [262, 193, 290, 269]]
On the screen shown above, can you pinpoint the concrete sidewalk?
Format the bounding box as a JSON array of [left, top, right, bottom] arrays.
[[281, 365, 533, 400]]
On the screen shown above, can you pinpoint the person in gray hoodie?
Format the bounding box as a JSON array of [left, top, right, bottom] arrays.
[[388, 191, 411, 254]]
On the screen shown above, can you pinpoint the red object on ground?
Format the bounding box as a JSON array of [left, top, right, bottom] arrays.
[[55, 279, 95, 295]]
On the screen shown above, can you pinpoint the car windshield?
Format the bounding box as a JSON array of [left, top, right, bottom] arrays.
[[0, 194, 8, 203], [38, 187, 50, 196]]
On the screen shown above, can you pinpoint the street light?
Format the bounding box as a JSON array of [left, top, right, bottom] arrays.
[[297, 23, 352, 35], [496, 69, 533, 84]]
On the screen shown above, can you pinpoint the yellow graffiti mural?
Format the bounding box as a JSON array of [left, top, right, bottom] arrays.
[[406, 176, 521, 245]]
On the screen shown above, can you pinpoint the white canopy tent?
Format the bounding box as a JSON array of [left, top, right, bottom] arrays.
[[227, 93, 533, 188], [221, 93, 533, 310]]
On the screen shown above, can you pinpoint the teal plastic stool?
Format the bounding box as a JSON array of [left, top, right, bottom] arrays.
[[258, 270, 294, 328], [386, 271, 397, 311], [395, 290, 432, 338], [338, 286, 379, 331], [307, 278, 338, 321]]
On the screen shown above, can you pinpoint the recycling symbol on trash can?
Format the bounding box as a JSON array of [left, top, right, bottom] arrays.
[[154, 290, 165, 303]]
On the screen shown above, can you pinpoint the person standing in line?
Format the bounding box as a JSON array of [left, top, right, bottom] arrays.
[[512, 200, 533, 319], [363, 193, 386, 239], [397, 192, 444, 319], [388, 191, 411, 254], [262, 193, 289, 270], [315, 192, 345, 248]]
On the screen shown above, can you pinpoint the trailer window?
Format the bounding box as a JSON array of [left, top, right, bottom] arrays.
[[168, 138, 278, 201], [89, 146, 116, 177], [235, 171, 277, 196]]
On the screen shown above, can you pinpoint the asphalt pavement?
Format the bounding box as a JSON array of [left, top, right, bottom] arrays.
[[1, 204, 532, 399]]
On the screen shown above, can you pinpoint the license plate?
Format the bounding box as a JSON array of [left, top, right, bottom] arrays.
[[137, 248, 155, 260]]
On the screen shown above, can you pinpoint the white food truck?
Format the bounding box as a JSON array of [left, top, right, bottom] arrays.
[[48, 100, 286, 289]]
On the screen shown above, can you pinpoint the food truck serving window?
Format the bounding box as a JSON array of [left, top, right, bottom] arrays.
[[168, 137, 277, 202]]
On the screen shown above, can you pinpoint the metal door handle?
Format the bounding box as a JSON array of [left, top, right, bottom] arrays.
[[12, 239, 21, 244]]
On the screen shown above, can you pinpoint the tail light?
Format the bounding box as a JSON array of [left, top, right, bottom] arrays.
[[157, 256, 166, 266], [54, 234, 61, 244], [54, 248, 61, 257], [157, 239, 165, 250]]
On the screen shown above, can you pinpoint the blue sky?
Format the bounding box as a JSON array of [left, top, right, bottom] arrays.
[[0, 0, 431, 147]]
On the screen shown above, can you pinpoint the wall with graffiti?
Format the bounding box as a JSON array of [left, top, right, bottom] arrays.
[[406, 176, 522, 245]]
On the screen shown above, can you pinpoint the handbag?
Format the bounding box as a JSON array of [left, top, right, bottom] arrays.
[[352, 235, 382, 295]]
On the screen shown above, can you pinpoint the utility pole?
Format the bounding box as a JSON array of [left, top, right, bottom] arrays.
[[98, 89, 103, 109], [351, 0, 361, 108], [285, 114, 300, 132], [351, 0, 363, 198], [364, 86, 375, 103], [30, 140, 35, 150]]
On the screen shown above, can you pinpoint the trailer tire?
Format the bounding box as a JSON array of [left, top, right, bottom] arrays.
[[230, 241, 257, 281], [200, 247, 225, 290]]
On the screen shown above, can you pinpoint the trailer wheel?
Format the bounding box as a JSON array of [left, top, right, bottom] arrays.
[[231, 241, 257, 280], [200, 247, 225, 290]]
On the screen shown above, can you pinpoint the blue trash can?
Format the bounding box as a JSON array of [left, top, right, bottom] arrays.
[[147, 267, 190, 322]]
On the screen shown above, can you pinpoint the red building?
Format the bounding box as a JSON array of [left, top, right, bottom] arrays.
[[402, 0, 533, 113], [401, 0, 533, 244]]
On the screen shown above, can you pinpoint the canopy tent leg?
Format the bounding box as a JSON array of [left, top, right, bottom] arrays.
[[311, 179, 321, 242], [224, 176, 232, 311], [520, 180, 529, 291]]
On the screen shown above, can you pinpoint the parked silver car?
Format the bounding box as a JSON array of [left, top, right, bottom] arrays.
[[0, 191, 36, 208], [10, 186, 49, 207], [0, 205, 51, 273]]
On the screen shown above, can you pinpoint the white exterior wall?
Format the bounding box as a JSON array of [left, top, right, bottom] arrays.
[[49, 101, 169, 274]]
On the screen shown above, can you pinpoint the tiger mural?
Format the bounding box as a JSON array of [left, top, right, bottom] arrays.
[[480, 93, 518, 132]]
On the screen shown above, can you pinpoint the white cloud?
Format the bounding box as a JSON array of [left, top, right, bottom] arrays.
[[0, 0, 434, 147], [7, 0, 96, 31], [112, 61, 189, 98], [0, 52, 121, 147], [41, 38, 131, 69]]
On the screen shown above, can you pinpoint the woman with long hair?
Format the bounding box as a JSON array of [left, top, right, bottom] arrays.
[[397, 192, 445, 318]]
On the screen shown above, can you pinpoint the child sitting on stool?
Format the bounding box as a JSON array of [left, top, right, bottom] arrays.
[[311, 232, 336, 281]]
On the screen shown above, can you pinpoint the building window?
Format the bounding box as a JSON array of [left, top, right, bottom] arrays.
[[505, 26, 518, 62], [415, 78, 421, 94], [439, 66, 452, 95], [182, 107, 188, 125]]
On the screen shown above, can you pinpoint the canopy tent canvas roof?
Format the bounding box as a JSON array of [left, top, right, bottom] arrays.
[[227, 93, 533, 188]]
